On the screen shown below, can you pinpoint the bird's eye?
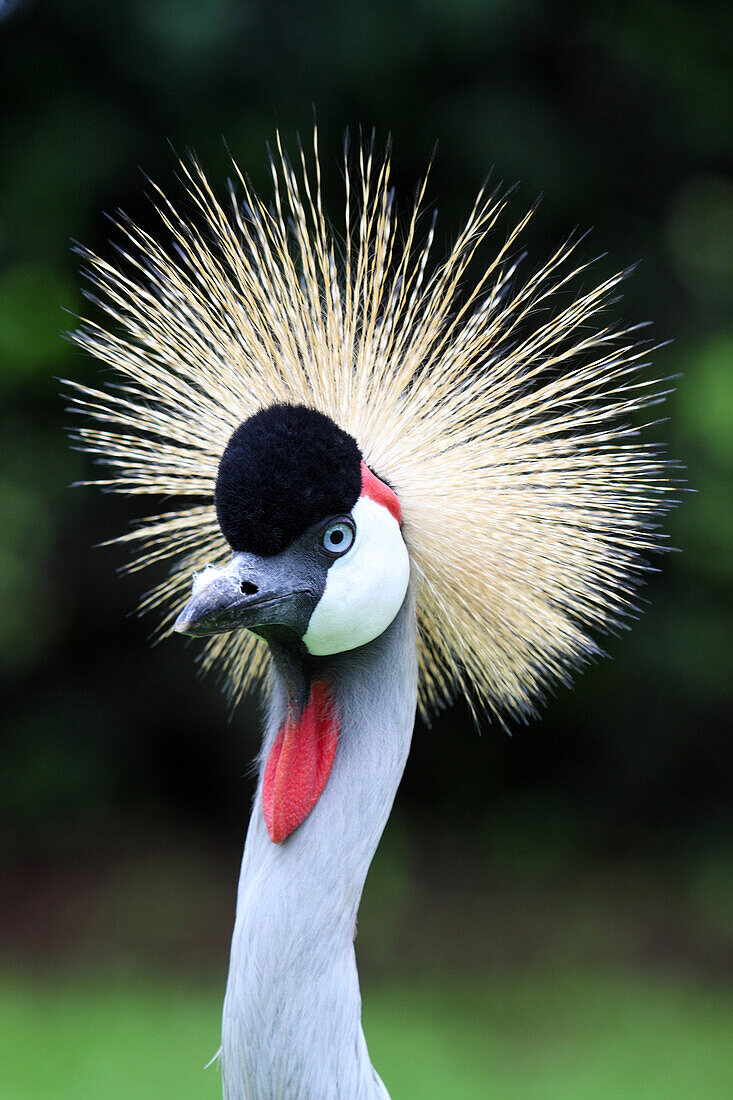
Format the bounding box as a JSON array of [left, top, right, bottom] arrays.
[[321, 520, 355, 556]]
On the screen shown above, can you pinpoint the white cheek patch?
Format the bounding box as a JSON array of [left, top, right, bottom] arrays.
[[303, 496, 410, 656]]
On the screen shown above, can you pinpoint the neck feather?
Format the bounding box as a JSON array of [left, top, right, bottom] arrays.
[[221, 589, 417, 1100]]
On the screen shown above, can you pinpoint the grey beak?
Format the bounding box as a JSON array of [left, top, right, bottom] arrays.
[[173, 552, 321, 639]]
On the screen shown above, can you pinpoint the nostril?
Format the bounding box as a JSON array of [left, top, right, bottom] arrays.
[[240, 580, 258, 596]]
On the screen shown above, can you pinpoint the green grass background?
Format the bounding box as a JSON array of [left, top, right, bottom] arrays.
[[3, 971, 731, 1099]]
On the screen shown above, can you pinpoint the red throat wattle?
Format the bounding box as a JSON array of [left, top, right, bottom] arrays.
[[262, 680, 339, 843]]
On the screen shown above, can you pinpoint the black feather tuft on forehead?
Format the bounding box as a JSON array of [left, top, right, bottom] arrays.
[[214, 404, 363, 556]]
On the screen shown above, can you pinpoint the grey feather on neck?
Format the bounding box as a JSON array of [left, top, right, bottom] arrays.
[[221, 588, 418, 1100]]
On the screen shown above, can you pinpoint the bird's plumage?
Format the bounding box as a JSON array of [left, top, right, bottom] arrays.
[[67, 130, 672, 723], [215, 404, 364, 556], [222, 594, 417, 1098], [67, 131, 675, 1100]]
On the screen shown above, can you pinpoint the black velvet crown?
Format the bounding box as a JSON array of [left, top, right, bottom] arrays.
[[214, 404, 363, 556]]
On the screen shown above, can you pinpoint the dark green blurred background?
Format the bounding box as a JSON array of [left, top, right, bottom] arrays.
[[1, 1, 731, 1097]]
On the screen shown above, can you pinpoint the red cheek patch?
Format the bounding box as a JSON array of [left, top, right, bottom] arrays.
[[360, 461, 402, 525], [262, 680, 339, 844]]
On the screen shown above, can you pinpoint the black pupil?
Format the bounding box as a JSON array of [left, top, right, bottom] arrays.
[[330, 528, 344, 545]]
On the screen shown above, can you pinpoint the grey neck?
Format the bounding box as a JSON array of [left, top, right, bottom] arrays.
[[221, 590, 418, 1100]]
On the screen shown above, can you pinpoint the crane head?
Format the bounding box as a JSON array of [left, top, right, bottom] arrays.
[[173, 403, 410, 657], [68, 139, 673, 729]]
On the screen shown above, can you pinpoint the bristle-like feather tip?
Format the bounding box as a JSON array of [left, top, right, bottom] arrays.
[[67, 132, 673, 723]]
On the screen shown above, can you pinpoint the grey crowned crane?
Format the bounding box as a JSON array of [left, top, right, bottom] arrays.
[[68, 133, 672, 1099]]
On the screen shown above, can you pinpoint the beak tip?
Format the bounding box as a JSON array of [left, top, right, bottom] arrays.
[[172, 609, 196, 635], [172, 595, 224, 637]]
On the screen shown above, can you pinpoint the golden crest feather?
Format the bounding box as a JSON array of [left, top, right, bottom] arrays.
[[67, 131, 673, 723]]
